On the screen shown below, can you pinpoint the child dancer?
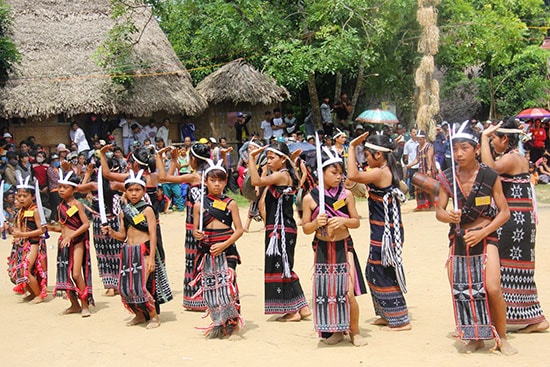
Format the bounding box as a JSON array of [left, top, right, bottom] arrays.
[[102, 170, 172, 329], [48, 170, 93, 317], [481, 118, 548, 333], [301, 147, 367, 346], [436, 122, 516, 354], [10, 175, 47, 303], [248, 142, 311, 321], [155, 144, 210, 311], [348, 133, 411, 331], [192, 160, 244, 338]]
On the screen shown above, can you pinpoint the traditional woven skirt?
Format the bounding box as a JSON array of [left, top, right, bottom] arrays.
[[312, 237, 367, 334], [119, 242, 156, 316], [183, 222, 206, 310], [92, 214, 123, 289], [9, 239, 48, 297], [264, 224, 308, 314], [366, 239, 409, 327], [54, 237, 95, 306], [499, 174, 545, 325], [449, 231, 497, 340]]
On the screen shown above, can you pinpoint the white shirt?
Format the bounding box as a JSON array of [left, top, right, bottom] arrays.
[[156, 126, 169, 145], [261, 119, 273, 140], [271, 117, 284, 138], [70, 127, 90, 153], [143, 125, 158, 141], [403, 139, 419, 169]]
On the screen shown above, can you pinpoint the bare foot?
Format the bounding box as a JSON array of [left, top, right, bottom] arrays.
[[29, 297, 44, 304], [61, 305, 82, 315], [146, 316, 161, 329], [126, 315, 146, 326], [276, 313, 301, 322], [322, 333, 344, 345], [23, 294, 35, 302], [370, 317, 388, 326], [380, 323, 412, 331], [461, 340, 484, 354], [299, 307, 312, 319], [104, 289, 117, 297], [496, 339, 518, 356], [350, 333, 368, 347], [81, 308, 91, 318], [517, 319, 549, 333]]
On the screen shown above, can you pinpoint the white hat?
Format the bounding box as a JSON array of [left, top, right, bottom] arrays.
[[209, 137, 217, 144], [56, 143, 69, 153], [355, 124, 364, 130], [3, 133, 12, 138]]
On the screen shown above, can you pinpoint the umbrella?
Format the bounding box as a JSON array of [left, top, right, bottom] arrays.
[[516, 108, 550, 119], [288, 141, 315, 153], [356, 109, 399, 124]]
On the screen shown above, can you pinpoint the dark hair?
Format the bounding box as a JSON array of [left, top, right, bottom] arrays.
[[206, 169, 228, 181], [268, 142, 299, 188], [132, 147, 156, 172], [364, 135, 400, 187], [63, 173, 81, 186], [190, 143, 211, 171], [494, 116, 520, 153]]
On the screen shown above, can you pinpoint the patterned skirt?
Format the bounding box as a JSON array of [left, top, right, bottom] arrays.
[[8, 239, 48, 297], [312, 237, 367, 334], [183, 222, 206, 311], [264, 225, 308, 314], [449, 231, 497, 340], [54, 237, 95, 306], [92, 214, 123, 289], [366, 239, 409, 327]]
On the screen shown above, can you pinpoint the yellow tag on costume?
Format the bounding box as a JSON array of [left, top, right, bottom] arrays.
[[24, 210, 34, 218], [66, 205, 78, 217], [213, 200, 227, 211], [133, 213, 145, 225], [333, 199, 346, 211], [475, 196, 491, 206]]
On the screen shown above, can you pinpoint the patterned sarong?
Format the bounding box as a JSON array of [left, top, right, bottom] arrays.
[[450, 231, 497, 340], [119, 242, 156, 316], [92, 214, 123, 289], [312, 237, 367, 334], [9, 239, 48, 297], [498, 174, 545, 325]]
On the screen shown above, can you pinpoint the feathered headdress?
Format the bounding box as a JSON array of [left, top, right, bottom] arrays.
[[322, 147, 343, 168], [203, 158, 226, 177], [451, 120, 479, 144], [124, 169, 146, 187], [58, 169, 78, 187], [15, 171, 35, 190]]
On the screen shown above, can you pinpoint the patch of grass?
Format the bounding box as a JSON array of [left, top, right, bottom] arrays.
[[227, 191, 253, 208], [535, 184, 550, 204]]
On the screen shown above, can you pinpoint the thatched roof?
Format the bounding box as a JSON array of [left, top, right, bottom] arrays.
[[0, 0, 207, 119], [196, 59, 289, 105]]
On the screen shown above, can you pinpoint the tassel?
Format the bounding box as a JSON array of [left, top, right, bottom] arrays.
[[266, 233, 281, 256], [381, 233, 394, 267], [281, 251, 291, 278]]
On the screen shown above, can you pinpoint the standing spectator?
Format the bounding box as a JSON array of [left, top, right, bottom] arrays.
[[260, 111, 273, 142], [433, 124, 449, 171], [234, 112, 251, 150], [143, 119, 158, 143], [70, 122, 91, 158], [406, 129, 436, 210], [271, 108, 286, 138], [130, 123, 146, 149], [403, 128, 419, 199], [3, 151, 18, 187], [156, 118, 170, 146], [284, 110, 297, 135], [112, 146, 128, 172], [529, 119, 547, 163], [119, 114, 138, 154], [180, 117, 196, 142], [46, 153, 61, 222], [303, 110, 315, 137], [16, 151, 33, 181], [333, 93, 352, 128], [160, 150, 185, 211], [320, 97, 333, 136], [32, 151, 49, 192], [155, 137, 166, 153]]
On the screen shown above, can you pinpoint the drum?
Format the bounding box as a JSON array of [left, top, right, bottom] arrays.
[[241, 174, 259, 201], [344, 180, 367, 198], [411, 172, 440, 196], [399, 180, 409, 195]]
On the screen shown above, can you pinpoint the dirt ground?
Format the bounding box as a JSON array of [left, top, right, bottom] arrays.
[[1, 199, 549, 367]]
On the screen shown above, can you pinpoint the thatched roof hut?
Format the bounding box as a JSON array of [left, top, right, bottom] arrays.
[[0, 0, 206, 119], [194, 59, 289, 141]]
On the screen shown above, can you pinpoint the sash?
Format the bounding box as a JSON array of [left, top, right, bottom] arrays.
[[310, 184, 349, 219], [203, 195, 233, 227]]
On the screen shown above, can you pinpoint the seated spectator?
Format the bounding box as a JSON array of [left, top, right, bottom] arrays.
[[537, 152, 550, 184], [152, 185, 171, 214]]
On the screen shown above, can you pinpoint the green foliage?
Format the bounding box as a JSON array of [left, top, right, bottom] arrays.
[[94, 0, 141, 92], [0, 0, 20, 83]]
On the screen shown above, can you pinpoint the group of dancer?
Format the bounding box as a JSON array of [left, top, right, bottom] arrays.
[[4, 116, 547, 352]]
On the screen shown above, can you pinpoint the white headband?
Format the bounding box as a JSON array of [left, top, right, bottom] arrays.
[[203, 158, 227, 177], [190, 145, 209, 162], [333, 129, 346, 139], [58, 169, 78, 187], [265, 147, 291, 161], [15, 171, 35, 190], [451, 120, 479, 144], [248, 140, 262, 149], [131, 152, 149, 167], [496, 128, 523, 134], [323, 147, 343, 168], [124, 169, 146, 187], [364, 141, 392, 153]]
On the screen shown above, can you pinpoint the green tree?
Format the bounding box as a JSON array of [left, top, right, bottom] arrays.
[[0, 0, 20, 85]]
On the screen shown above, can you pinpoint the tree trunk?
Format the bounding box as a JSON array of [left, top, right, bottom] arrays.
[[334, 72, 342, 106], [308, 73, 321, 130], [349, 58, 366, 120]]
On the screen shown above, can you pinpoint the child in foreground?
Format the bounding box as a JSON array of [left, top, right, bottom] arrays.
[[48, 170, 93, 317], [435, 122, 516, 355], [103, 170, 172, 329], [301, 148, 368, 346], [193, 161, 244, 338]]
